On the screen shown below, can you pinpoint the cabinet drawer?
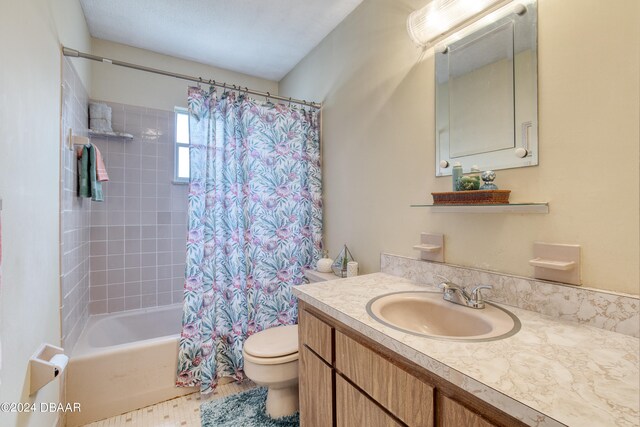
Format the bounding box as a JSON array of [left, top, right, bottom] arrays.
[[299, 346, 333, 427], [336, 375, 403, 427], [335, 331, 434, 427], [439, 395, 497, 427], [299, 306, 333, 363]]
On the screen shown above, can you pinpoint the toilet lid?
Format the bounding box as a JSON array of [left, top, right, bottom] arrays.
[[244, 325, 299, 358]]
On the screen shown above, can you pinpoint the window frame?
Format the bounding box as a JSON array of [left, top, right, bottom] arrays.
[[173, 107, 190, 184]]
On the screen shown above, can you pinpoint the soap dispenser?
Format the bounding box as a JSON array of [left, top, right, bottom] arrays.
[[452, 162, 463, 191]]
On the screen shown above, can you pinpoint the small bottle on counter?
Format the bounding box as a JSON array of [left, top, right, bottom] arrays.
[[452, 162, 463, 191]]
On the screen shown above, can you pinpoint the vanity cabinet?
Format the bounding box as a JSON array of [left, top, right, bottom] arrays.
[[335, 331, 434, 426], [336, 375, 402, 427], [298, 301, 527, 427], [439, 396, 496, 427], [299, 346, 333, 427]]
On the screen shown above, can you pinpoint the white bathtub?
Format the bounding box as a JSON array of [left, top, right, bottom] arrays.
[[65, 304, 198, 426]]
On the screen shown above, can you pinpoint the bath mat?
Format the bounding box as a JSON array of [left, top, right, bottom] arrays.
[[200, 387, 299, 427]]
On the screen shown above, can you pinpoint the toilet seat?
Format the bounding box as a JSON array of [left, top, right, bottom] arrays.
[[243, 350, 299, 365], [243, 325, 299, 365]]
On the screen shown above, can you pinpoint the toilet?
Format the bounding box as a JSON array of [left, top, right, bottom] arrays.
[[242, 270, 338, 418], [243, 324, 300, 418]]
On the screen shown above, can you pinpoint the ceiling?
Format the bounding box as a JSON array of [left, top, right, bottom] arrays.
[[80, 0, 363, 81]]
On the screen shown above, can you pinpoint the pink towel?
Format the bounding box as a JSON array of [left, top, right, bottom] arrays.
[[94, 146, 109, 182]]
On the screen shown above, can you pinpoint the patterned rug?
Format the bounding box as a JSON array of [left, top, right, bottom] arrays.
[[200, 387, 299, 427]]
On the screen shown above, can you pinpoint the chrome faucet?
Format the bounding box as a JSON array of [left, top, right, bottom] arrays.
[[436, 277, 492, 309]]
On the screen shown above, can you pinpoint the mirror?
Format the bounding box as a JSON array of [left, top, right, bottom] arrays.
[[435, 1, 538, 176]]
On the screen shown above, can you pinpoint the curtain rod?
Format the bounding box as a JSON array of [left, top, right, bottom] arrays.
[[62, 46, 321, 109]]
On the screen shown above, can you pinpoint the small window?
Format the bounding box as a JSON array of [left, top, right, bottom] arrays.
[[174, 108, 190, 183]]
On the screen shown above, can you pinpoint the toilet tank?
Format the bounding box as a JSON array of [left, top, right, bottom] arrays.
[[303, 269, 340, 283]]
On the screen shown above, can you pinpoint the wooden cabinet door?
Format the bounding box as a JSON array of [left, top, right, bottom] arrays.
[[335, 331, 434, 426], [299, 346, 333, 427], [336, 375, 403, 427], [439, 395, 497, 427], [299, 304, 333, 363]]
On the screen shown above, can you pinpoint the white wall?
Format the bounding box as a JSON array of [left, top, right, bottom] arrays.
[[280, 0, 640, 295], [90, 39, 279, 112], [51, 0, 92, 89], [0, 1, 90, 426]]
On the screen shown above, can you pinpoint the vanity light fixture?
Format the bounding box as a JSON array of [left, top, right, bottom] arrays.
[[407, 0, 528, 47], [407, 0, 502, 46]]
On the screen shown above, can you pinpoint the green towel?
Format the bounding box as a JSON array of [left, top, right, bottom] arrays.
[[78, 146, 90, 197], [77, 145, 103, 202]]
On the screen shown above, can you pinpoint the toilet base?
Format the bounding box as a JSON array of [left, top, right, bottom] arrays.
[[265, 384, 299, 419]]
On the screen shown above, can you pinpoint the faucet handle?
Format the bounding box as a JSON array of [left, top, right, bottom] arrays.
[[469, 284, 492, 303], [438, 281, 461, 292], [434, 274, 451, 286]]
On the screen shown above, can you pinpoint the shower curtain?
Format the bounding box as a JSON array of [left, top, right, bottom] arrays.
[[177, 87, 322, 393]]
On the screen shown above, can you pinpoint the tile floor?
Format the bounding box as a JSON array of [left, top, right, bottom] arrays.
[[84, 380, 256, 426]]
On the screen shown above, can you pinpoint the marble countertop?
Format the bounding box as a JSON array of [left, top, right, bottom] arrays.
[[293, 273, 640, 427]]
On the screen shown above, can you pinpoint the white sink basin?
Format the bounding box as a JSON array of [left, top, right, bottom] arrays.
[[366, 291, 520, 342]]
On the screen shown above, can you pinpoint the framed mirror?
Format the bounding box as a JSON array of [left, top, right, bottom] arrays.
[[435, 1, 538, 176]]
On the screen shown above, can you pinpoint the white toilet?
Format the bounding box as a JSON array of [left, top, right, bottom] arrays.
[[242, 270, 338, 418], [242, 324, 300, 418]]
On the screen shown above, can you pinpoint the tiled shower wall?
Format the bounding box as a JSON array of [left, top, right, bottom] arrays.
[[88, 101, 188, 314], [60, 58, 91, 350]]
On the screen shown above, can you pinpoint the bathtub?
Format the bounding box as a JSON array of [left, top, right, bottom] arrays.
[[65, 304, 198, 426]]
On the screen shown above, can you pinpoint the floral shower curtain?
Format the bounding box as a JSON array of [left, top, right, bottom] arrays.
[[176, 87, 323, 393]]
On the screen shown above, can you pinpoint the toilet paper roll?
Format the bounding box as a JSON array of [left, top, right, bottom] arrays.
[[347, 261, 358, 278], [49, 354, 69, 376]]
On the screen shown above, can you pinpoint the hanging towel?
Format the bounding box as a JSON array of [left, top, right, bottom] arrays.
[[78, 146, 90, 197], [94, 146, 109, 182], [89, 145, 103, 202], [77, 145, 104, 202]]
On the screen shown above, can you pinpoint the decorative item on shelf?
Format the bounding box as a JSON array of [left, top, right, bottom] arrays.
[[316, 250, 334, 273], [452, 162, 463, 191], [470, 165, 481, 186], [431, 189, 511, 205], [480, 170, 498, 190], [457, 165, 481, 191], [457, 176, 481, 191], [331, 244, 355, 278]]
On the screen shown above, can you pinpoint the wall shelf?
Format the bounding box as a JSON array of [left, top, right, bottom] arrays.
[[410, 203, 549, 214], [88, 130, 134, 140]]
